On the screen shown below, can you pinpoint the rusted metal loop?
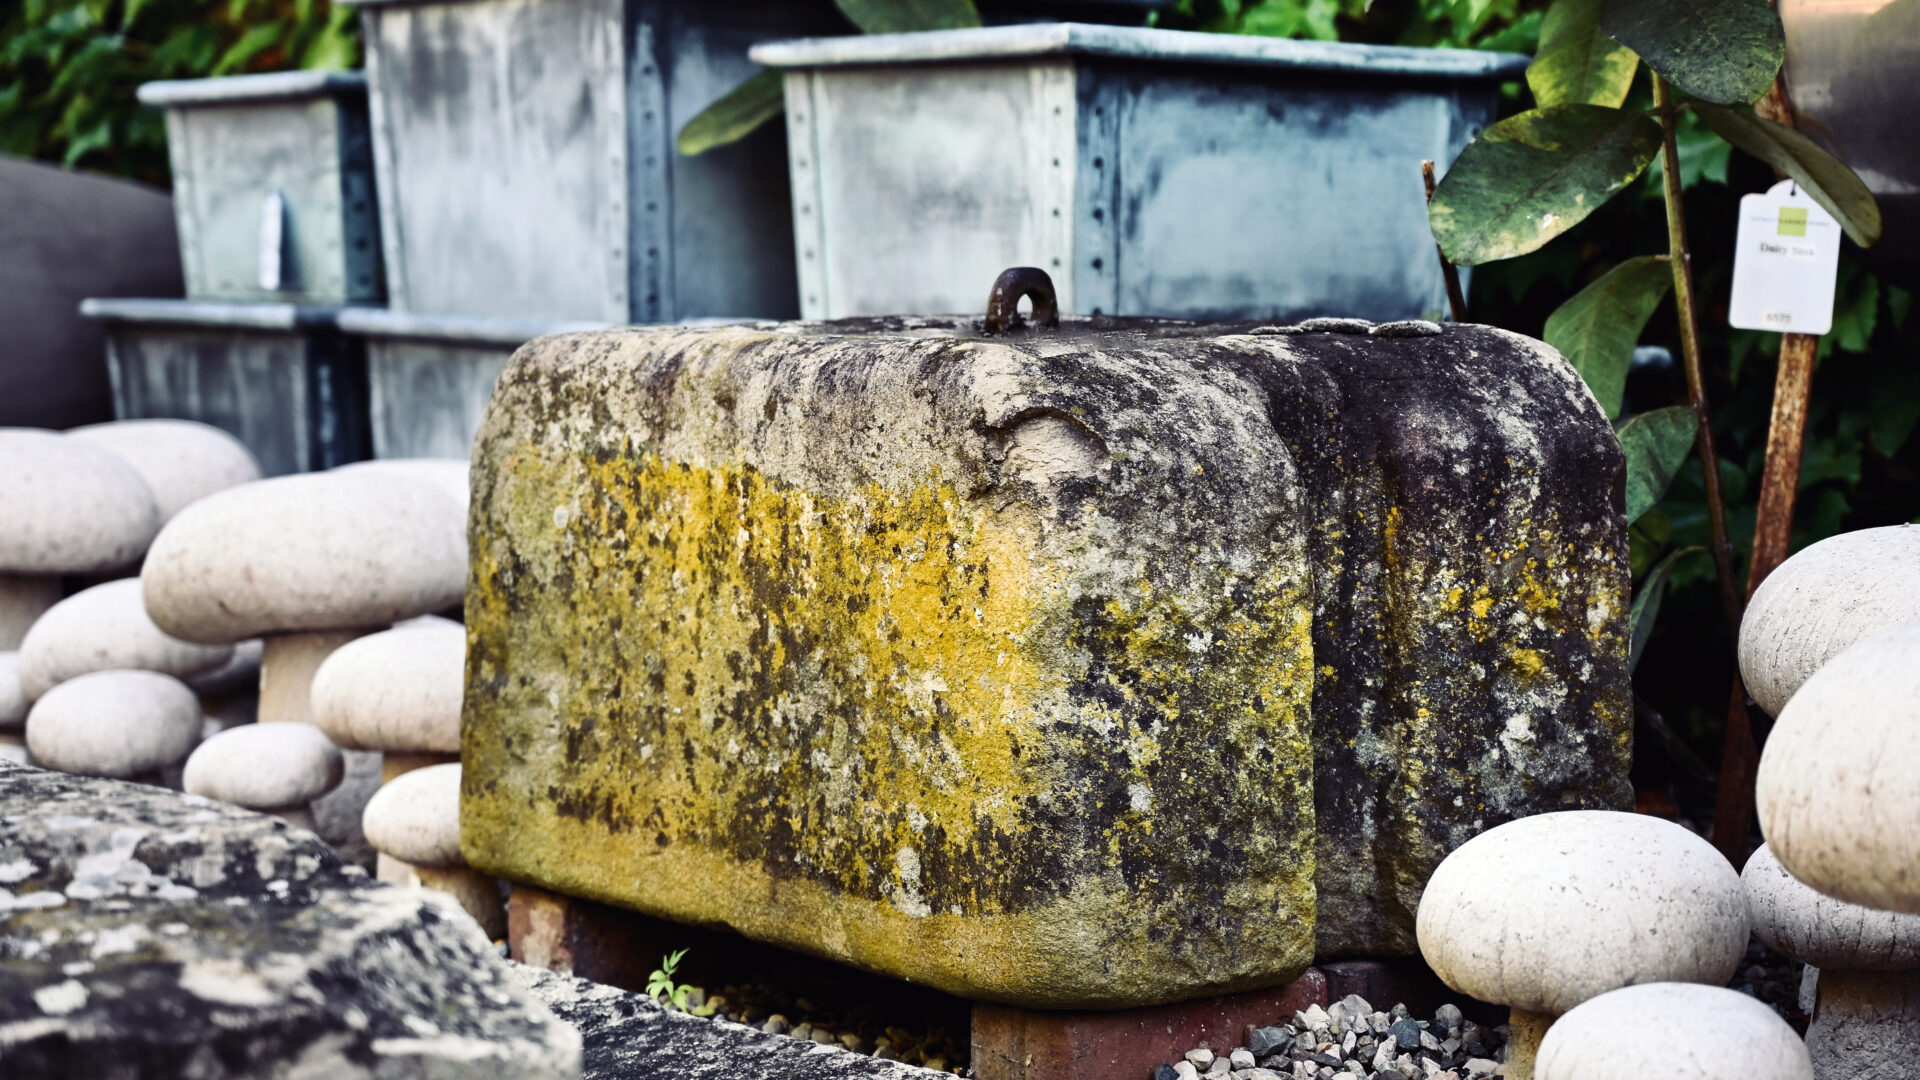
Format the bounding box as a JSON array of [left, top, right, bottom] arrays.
[[983, 267, 1060, 334]]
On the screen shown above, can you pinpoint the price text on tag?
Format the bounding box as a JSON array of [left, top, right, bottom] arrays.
[[1727, 179, 1841, 335]]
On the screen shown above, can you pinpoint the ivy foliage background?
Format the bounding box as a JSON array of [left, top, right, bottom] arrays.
[[0, 0, 358, 187]]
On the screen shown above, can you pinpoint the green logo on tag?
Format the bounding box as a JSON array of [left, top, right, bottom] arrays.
[[1778, 208, 1808, 237]]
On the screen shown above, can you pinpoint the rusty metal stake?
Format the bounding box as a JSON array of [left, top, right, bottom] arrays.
[[1708, 69, 1825, 865], [1423, 160, 1469, 323]]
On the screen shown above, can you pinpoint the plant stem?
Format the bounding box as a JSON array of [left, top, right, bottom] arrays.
[[1652, 75, 1743, 632], [1422, 160, 1469, 322]]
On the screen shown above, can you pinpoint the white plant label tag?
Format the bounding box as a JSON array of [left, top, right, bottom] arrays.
[[1728, 179, 1841, 335]]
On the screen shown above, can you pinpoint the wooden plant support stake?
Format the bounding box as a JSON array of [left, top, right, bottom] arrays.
[[1423, 160, 1469, 323], [1709, 69, 1824, 865]]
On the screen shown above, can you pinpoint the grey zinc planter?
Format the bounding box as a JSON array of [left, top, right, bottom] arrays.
[[137, 72, 381, 305], [335, 309, 608, 459], [79, 299, 371, 477], [755, 24, 1527, 322], [348, 0, 838, 323]]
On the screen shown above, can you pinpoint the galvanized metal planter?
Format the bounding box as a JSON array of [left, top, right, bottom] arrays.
[[335, 308, 607, 460], [79, 299, 371, 477], [137, 72, 382, 305], [347, 0, 838, 323], [755, 24, 1528, 322]]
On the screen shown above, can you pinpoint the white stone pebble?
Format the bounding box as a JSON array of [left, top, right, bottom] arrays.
[[24, 670, 200, 778]]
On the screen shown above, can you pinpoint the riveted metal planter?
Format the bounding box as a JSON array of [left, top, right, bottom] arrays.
[[137, 72, 382, 305], [80, 299, 371, 477], [347, 0, 839, 323], [336, 308, 607, 459], [756, 24, 1527, 322]]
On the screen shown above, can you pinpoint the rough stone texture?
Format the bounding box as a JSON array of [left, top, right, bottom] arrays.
[[312, 620, 466, 752], [17, 578, 232, 699], [183, 721, 345, 809], [69, 418, 262, 522], [24, 669, 201, 778], [0, 428, 162, 574], [0, 762, 581, 1078], [1800, 969, 1920, 1080], [1758, 623, 1920, 915], [1534, 983, 1812, 1080], [514, 965, 938, 1080], [364, 760, 463, 868], [0, 652, 25, 730], [1739, 525, 1920, 717], [0, 574, 63, 651], [463, 318, 1629, 1005], [142, 471, 467, 645]]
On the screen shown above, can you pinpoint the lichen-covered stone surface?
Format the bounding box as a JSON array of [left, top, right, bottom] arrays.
[[463, 317, 1630, 1007], [515, 965, 943, 1080], [0, 762, 581, 1077]]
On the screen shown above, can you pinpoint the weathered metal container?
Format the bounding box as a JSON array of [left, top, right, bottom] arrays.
[[79, 298, 371, 477], [336, 308, 608, 459], [348, 0, 838, 323], [137, 72, 382, 305], [755, 24, 1527, 321]]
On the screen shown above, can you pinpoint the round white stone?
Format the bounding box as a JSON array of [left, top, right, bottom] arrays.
[[0, 428, 161, 574], [1739, 524, 1920, 717], [68, 419, 261, 523], [362, 761, 463, 868], [1416, 810, 1748, 1016], [310, 620, 465, 753], [1744, 842, 1920, 969], [24, 670, 201, 778], [334, 458, 470, 513], [1536, 983, 1811, 1080], [183, 722, 344, 809], [0, 653, 25, 730], [1758, 622, 1920, 914], [17, 579, 232, 700], [142, 472, 467, 645]]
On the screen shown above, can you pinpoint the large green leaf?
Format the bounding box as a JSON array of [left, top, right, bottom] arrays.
[[1528, 0, 1638, 108], [1429, 104, 1662, 265], [1600, 0, 1783, 105], [1692, 102, 1883, 247], [1619, 405, 1699, 523], [1629, 545, 1705, 672], [1544, 255, 1671, 418], [834, 0, 981, 34], [676, 70, 783, 157]]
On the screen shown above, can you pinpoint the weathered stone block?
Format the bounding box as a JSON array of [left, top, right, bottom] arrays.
[[0, 762, 579, 1077], [463, 317, 1629, 1008]]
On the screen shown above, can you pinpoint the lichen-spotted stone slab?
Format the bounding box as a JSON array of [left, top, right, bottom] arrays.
[[462, 317, 1630, 1007], [465, 320, 1319, 1008]]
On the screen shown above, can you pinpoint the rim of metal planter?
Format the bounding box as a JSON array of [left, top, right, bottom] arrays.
[[136, 71, 367, 108], [334, 307, 613, 347], [751, 22, 1530, 80], [78, 297, 345, 332]]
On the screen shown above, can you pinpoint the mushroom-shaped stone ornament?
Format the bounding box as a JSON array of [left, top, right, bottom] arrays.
[[183, 722, 344, 832], [1745, 842, 1920, 1079], [68, 419, 261, 523], [335, 458, 470, 514], [1739, 524, 1920, 717], [141, 471, 466, 725], [1758, 622, 1920, 914], [0, 429, 162, 648], [17, 578, 232, 700], [362, 763, 503, 938], [1535, 982, 1811, 1080], [24, 670, 200, 780], [311, 617, 464, 782], [1416, 810, 1749, 1080]]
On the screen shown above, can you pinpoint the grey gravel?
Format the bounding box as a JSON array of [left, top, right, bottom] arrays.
[[1153, 994, 1504, 1080]]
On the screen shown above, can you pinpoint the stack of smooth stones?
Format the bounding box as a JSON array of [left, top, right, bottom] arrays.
[[1154, 996, 1505, 1080]]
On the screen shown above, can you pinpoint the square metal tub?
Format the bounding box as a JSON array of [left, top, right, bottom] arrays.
[[755, 24, 1527, 322], [138, 72, 382, 305]]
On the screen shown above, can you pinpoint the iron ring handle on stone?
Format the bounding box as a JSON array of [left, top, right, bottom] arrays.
[[983, 267, 1061, 335]]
